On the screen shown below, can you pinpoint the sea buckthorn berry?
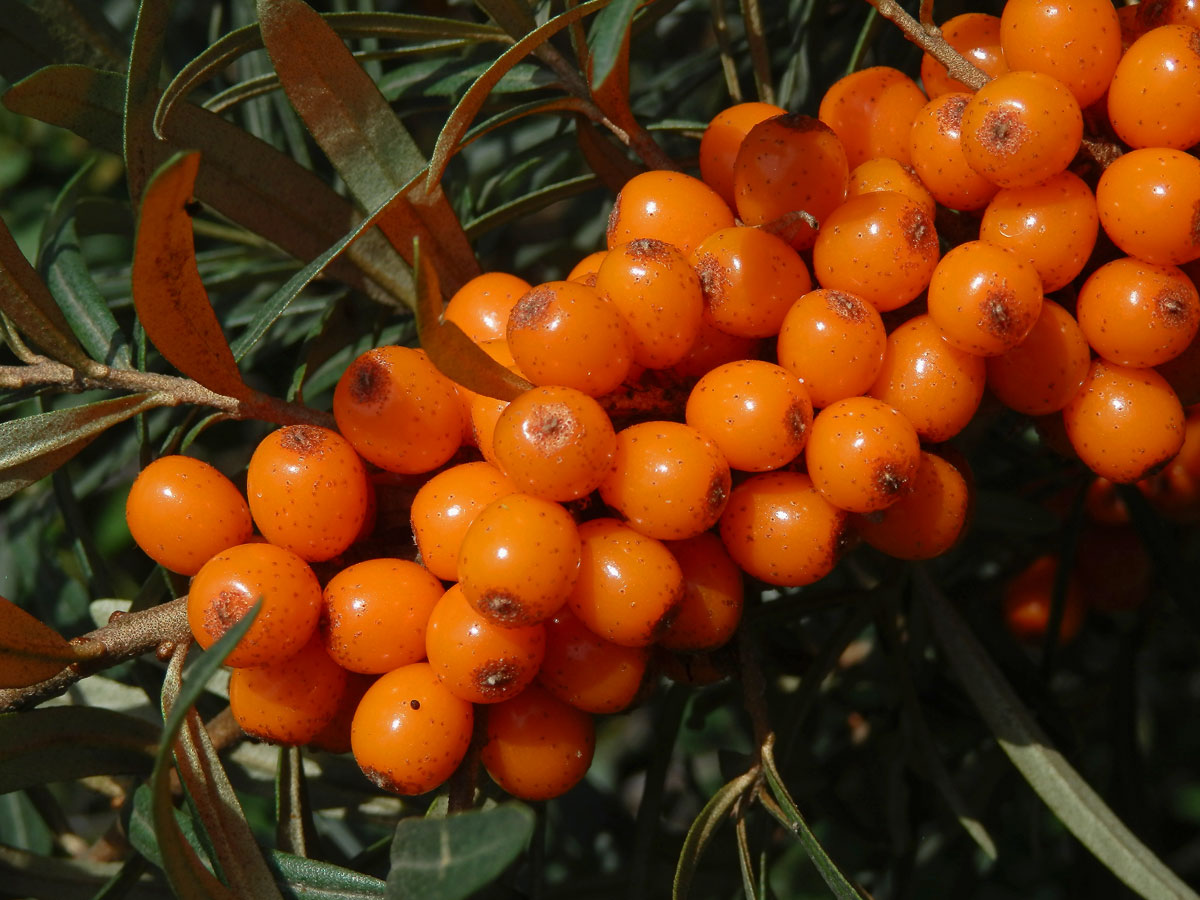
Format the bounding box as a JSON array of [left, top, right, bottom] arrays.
[[685, 360, 812, 472], [1000, 0, 1123, 108], [538, 606, 649, 714], [812, 191, 940, 313], [308, 672, 375, 755], [852, 451, 970, 560], [1108, 25, 1200, 150], [229, 634, 348, 746], [334, 346, 464, 475], [670, 317, 764, 379], [719, 471, 848, 587], [700, 101, 788, 207], [777, 288, 887, 409], [920, 13, 1009, 97], [1137, 0, 1200, 30], [606, 170, 735, 257], [321, 559, 444, 674], [410, 461, 516, 582], [125, 455, 252, 576], [1095, 148, 1200, 266], [979, 171, 1099, 293], [492, 386, 616, 502], [818, 66, 929, 168], [599, 421, 732, 540], [1062, 358, 1186, 483], [1140, 410, 1200, 521], [245, 424, 370, 562], [805, 397, 922, 514], [568, 250, 607, 283], [443, 272, 532, 344], [927, 240, 1044, 357], [960, 71, 1082, 190], [186, 542, 321, 669], [462, 339, 520, 465], [595, 239, 704, 369], [846, 158, 936, 219], [506, 281, 633, 396], [481, 684, 595, 802], [986, 299, 1091, 415], [351, 661, 473, 796], [457, 493, 581, 628], [869, 314, 987, 443], [909, 93, 1000, 212], [1076, 257, 1200, 368], [656, 646, 732, 686], [566, 518, 685, 647], [659, 532, 744, 652], [689, 226, 813, 339], [425, 584, 545, 704], [1158, 326, 1200, 406], [1002, 554, 1086, 646], [733, 114, 849, 250]]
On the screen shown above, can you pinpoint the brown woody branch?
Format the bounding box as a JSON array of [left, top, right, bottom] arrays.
[[865, 0, 989, 91]]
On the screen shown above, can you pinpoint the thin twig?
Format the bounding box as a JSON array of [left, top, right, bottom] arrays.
[[864, 0, 988, 91]]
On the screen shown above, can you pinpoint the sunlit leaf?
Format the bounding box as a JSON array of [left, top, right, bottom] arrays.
[[0, 598, 76, 689], [386, 804, 535, 900], [585, 0, 638, 133], [124, 0, 169, 205], [672, 771, 755, 900]]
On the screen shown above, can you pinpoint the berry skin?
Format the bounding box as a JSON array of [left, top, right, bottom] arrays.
[[606, 170, 735, 257], [812, 190, 940, 313], [125, 455, 252, 576], [1076, 257, 1200, 368], [926, 239, 1044, 357], [719, 471, 847, 587], [669, 318, 764, 379], [566, 518, 685, 648], [229, 634, 348, 746], [461, 339, 522, 465], [846, 157, 936, 219], [817, 66, 929, 168], [1062, 359, 1186, 483], [410, 461, 517, 582], [537, 606, 649, 714], [852, 451, 970, 560], [685, 360, 812, 472], [777, 288, 887, 409], [805, 397, 922, 514], [186, 542, 322, 669], [321, 559, 444, 674], [600, 421, 732, 541], [308, 672, 375, 755], [425, 583, 545, 704], [443, 271, 532, 344], [920, 13, 1008, 97], [350, 661, 473, 796], [568, 250, 607, 283], [909, 93, 1000, 213], [659, 532, 744, 652], [481, 684, 595, 802], [1003, 555, 1086, 646], [1108, 25, 1200, 150], [246, 424, 371, 563], [334, 346, 465, 475], [1095, 148, 1200, 266], [457, 493, 581, 628], [699, 101, 788, 207], [986, 299, 1092, 416]]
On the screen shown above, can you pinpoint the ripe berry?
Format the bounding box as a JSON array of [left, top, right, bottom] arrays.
[[444, 271, 532, 344], [410, 460, 517, 582], [659, 532, 744, 652], [1108, 25, 1200, 150], [538, 606, 650, 714], [909, 93, 999, 212], [920, 13, 1008, 97], [1003, 554, 1086, 646], [669, 317, 764, 379], [846, 157, 936, 219], [308, 672, 375, 755], [986, 299, 1091, 416], [606, 170, 735, 257], [818, 66, 929, 168], [852, 451, 970, 560], [699, 101, 787, 207], [1095, 148, 1200, 266], [229, 634, 347, 746], [125, 455, 252, 575], [568, 250, 607, 283]]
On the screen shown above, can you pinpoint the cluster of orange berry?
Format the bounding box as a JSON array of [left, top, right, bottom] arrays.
[[122, 0, 1200, 802]]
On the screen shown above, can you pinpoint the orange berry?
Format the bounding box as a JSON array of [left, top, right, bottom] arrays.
[[443, 272, 532, 344], [506, 281, 633, 396], [567, 250, 607, 283], [125, 455, 252, 575], [1063, 358, 1186, 482], [538, 606, 650, 714], [321, 559, 444, 674], [699, 101, 788, 207], [812, 190, 940, 313], [1158, 326, 1200, 406], [1003, 554, 1087, 646], [852, 450, 970, 560], [481, 684, 595, 801], [986, 299, 1091, 415], [818, 66, 929, 168], [308, 672, 375, 755], [600, 421, 732, 540], [1136, 0, 1200, 30], [690, 226, 813, 338], [920, 13, 1009, 97], [461, 339, 521, 465], [733, 114, 849, 250], [425, 583, 545, 704], [869, 314, 987, 442], [659, 532, 744, 652], [669, 316, 764, 379], [607, 170, 735, 257], [1095, 148, 1200, 266], [187, 542, 321, 669], [1108, 25, 1200, 150], [334, 346, 464, 475], [229, 634, 347, 746], [1076, 257, 1200, 368], [926, 239, 1044, 357], [245, 424, 370, 563], [846, 157, 936, 219], [566, 518, 685, 647], [351, 661, 473, 796], [909, 93, 1000, 212], [719, 471, 847, 587], [410, 460, 517, 582], [1141, 409, 1200, 520], [776, 288, 887, 408]]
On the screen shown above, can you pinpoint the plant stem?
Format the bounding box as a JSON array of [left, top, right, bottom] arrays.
[[864, 0, 988, 91]]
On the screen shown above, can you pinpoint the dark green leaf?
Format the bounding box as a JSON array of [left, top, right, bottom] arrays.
[[672, 771, 755, 900], [268, 851, 386, 900], [386, 804, 535, 900], [585, 0, 637, 98], [129, 783, 211, 873], [124, 0, 169, 205], [275, 747, 310, 858], [474, 0, 539, 41], [0, 844, 168, 900], [464, 173, 600, 240]]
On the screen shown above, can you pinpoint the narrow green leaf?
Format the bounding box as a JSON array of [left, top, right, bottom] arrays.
[[672, 771, 755, 900], [275, 747, 310, 858], [0, 706, 159, 793], [269, 850, 387, 900], [464, 173, 600, 241], [0, 844, 164, 900], [386, 804, 535, 900], [0, 393, 163, 501], [734, 817, 759, 900], [474, 0, 539, 41], [0, 597, 76, 689], [739, 0, 775, 105], [129, 782, 211, 873], [2, 64, 125, 154], [585, 0, 637, 99], [124, 0, 169, 205], [918, 567, 1199, 900], [0, 0, 62, 84]]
